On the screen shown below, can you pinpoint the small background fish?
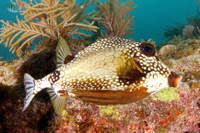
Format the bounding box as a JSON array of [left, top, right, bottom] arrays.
[[5, 4, 20, 13]]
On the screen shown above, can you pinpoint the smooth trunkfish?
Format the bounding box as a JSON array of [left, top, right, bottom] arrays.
[[22, 37, 182, 114]]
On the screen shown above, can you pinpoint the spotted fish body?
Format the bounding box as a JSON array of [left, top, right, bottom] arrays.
[[23, 37, 181, 114]]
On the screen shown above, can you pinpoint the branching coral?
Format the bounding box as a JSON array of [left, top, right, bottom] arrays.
[[0, 0, 98, 54], [94, 0, 136, 38]]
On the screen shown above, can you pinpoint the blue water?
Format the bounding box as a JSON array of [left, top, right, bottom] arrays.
[[0, 0, 198, 61], [131, 0, 197, 44]]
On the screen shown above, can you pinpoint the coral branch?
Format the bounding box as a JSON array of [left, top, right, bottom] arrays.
[[0, 0, 98, 55], [94, 0, 136, 38]]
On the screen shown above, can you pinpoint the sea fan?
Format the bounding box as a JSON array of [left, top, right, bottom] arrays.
[[94, 0, 136, 38], [0, 0, 98, 54]]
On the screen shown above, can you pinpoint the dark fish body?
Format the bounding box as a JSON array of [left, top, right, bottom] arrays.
[[23, 37, 182, 114], [5, 4, 20, 13]]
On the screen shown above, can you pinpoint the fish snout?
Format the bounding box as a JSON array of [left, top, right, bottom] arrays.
[[168, 71, 182, 88]]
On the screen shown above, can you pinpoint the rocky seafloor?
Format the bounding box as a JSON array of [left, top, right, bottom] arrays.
[[0, 38, 200, 132]]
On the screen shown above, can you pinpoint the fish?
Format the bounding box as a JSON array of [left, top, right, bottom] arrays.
[[22, 37, 182, 114], [5, 4, 20, 13]]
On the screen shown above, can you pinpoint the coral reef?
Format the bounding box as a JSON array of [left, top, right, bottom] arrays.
[[54, 82, 199, 132], [158, 44, 176, 60], [0, 44, 57, 132], [0, 59, 19, 86], [94, 0, 136, 38], [0, 0, 98, 56], [0, 20, 85, 132], [0, 85, 54, 132], [186, 8, 200, 36], [0, 35, 200, 132], [52, 37, 200, 132], [0, 0, 199, 132], [158, 37, 200, 89]]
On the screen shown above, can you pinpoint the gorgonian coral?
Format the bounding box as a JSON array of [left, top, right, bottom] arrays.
[[94, 0, 136, 38], [0, 0, 98, 54]]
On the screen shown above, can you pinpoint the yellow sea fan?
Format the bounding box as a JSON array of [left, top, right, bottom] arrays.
[[0, 0, 98, 54], [0, 17, 50, 53]]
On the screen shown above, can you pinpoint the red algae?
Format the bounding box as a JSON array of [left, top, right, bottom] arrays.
[[54, 82, 199, 132]]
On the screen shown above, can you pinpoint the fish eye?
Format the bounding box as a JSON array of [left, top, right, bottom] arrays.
[[140, 43, 155, 56]]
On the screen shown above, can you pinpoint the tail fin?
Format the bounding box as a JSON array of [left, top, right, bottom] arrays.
[[23, 73, 66, 114], [22, 73, 36, 112]]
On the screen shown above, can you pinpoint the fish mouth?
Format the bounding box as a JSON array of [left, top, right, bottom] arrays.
[[168, 71, 182, 87]]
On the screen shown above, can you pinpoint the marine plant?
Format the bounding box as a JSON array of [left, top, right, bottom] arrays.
[[94, 0, 136, 38], [161, 22, 185, 39], [186, 8, 200, 35], [161, 8, 200, 40], [0, 0, 98, 57]]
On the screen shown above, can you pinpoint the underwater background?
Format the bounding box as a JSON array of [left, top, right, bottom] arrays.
[[0, 0, 200, 132], [0, 0, 197, 61]]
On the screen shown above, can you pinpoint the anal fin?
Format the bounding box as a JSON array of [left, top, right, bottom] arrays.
[[47, 88, 66, 115]]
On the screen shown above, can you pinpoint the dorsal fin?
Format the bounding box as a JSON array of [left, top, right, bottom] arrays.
[[56, 36, 72, 68]]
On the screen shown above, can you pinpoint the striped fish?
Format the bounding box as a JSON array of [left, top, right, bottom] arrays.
[[5, 4, 20, 13]]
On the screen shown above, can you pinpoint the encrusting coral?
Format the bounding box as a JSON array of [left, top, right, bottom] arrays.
[[0, 0, 98, 56], [94, 0, 136, 38], [158, 44, 176, 59]]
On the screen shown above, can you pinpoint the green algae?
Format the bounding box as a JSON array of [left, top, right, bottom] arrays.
[[99, 106, 121, 120], [151, 87, 180, 102]]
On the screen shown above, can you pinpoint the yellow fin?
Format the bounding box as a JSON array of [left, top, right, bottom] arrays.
[[47, 88, 66, 114], [56, 36, 72, 68]]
